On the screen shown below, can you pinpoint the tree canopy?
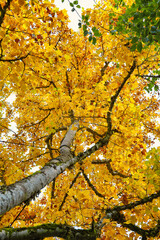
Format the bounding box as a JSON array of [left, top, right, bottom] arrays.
[[111, 0, 160, 51], [0, 0, 160, 239]]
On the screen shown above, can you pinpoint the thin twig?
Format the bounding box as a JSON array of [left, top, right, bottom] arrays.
[[81, 168, 105, 198], [92, 159, 130, 178], [59, 172, 81, 210]]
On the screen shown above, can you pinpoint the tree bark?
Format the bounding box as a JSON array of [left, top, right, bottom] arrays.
[[0, 121, 79, 216], [0, 120, 113, 216], [0, 223, 97, 240]]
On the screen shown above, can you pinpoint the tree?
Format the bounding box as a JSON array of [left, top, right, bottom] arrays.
[[110, 0, 160, 52], [0, 0, 160, 239], [80, 0, 160, 92], [109, 0, 160, 93]]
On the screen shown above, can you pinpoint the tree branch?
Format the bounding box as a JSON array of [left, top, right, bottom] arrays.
[[20, 111, 51, 128], [98, 191, 160, 227], [122, 221, 160, 239], [105, 159, 130, 178], [0, 121, 79, 215], [113, 190, 160, 212], [97, 191, 160, 239], [45, 133, 54, 159], [81, 168, 105, 198], [59, 171, 81, 210], [79, 126, 104, 138], [137, 74, 160, 79], [66, 70, 72, 97], [107, 60, 136, 130], [100, 209, 160, 239], [0, 0, 13, 27], [0, 52, 30, 62], [51, 178, 56, 201], [0, 223, 97, 240], [101, 61, 109, 77], [92, 159, 130, 178]]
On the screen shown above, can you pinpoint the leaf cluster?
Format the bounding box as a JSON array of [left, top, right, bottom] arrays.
[[110, 0, 160, 52], [78, 14, 101, 45], [62, 0, 81, 12]]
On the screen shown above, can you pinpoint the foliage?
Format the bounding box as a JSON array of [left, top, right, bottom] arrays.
[[75, 0, 160, 91], [0, 0, 160, 239], [110, 0, 160, 52], [74, 0, 160, 51]]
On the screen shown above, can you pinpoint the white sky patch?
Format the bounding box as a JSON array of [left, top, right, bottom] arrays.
[[54, 0, 95, 31]]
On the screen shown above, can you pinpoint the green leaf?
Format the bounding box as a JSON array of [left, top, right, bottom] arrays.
[[73, 0, 78, 4], [83, 25, 87, 31], [92, 27, 96, 31], [84, 30, 88, 36], [148, 82, 154, 91], [148, 34, 153, 43], [109, 13, 116, 17], [153, 206, 159, 212], [151, 26, 157, 34], [70, 2, 74, 7], [92, 37, 96, 45], [131, 36, 138, 43], [89, 35, 92, 42], [154, 85, 159, 91], [137, 41, 142, 52], [144, 86, 149, 93], [133, 12, 140, 19], [130, 43, 137, 51], [78, 21, 81, 28], [83, 15, 89, 21], [110, 30, 117, 34], [76, 5, 81, 8], [142, 37, 149, 43], [94, 31, 101, 37]]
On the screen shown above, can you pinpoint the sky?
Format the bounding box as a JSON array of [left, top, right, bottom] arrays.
[[54, 0, 96, 30]]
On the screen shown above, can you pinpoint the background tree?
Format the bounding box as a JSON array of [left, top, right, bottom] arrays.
[[109, 0, 160, 93], [79, 0, 160, 92], [0, 0, 160, 239], [110, 0, 160, 51]]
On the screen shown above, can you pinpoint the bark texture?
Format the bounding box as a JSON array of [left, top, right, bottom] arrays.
[[0, 122, 79, 216], [0, 223, 97, 240]]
